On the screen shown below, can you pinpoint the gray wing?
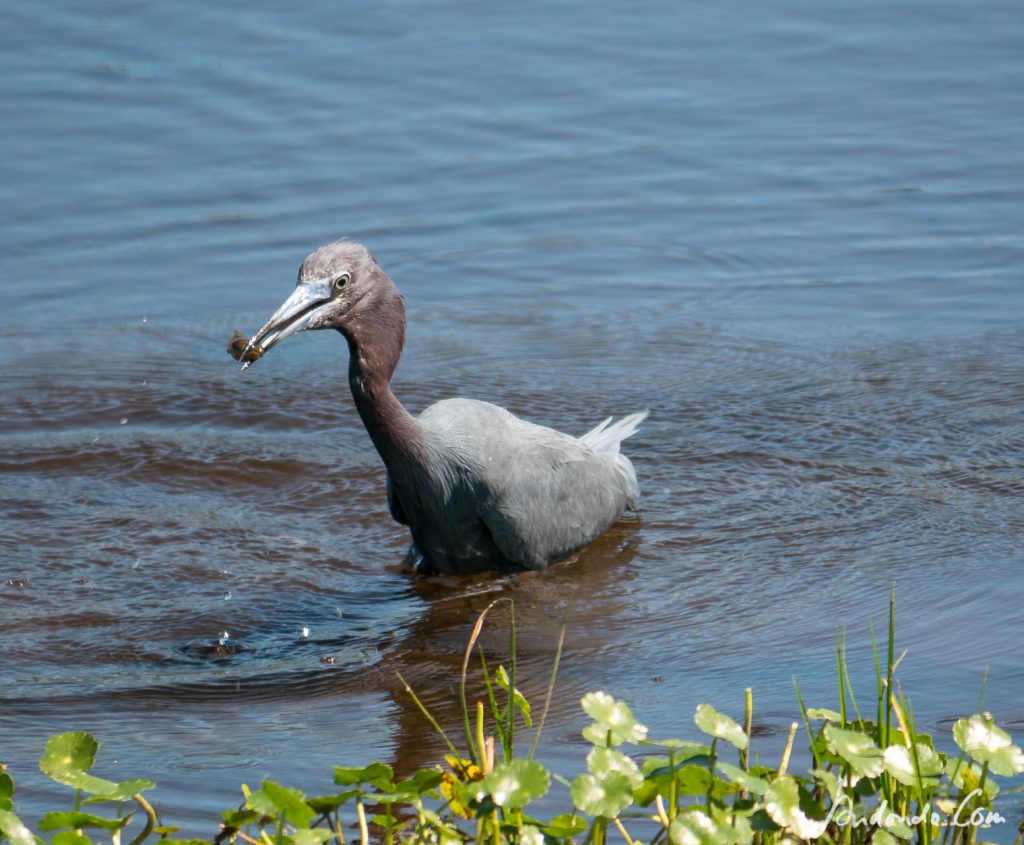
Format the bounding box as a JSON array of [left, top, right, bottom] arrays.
[[420, 399, 634, 570], [477, 438, 628, 569]]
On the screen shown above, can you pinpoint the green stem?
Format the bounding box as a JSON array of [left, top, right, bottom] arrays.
[[356, 799, 369, 845], [792, 677, 819, 771], [397, 671, 460, 759], [976, 762, 989, 807], [508, 600, 517, 759], [128, 793, 158, 845], [836, 628, 847, 726], [741, 687, 752, 772], [477, 701, 489, 773], [778, 722, 797, 776], [478, 649, 506, 760], [706, 738, 718, 809], [461, 600, 509, 767], [532, 622, 565, 762], [528, 623, 565, 761], [885, 588, 896, 745], [668, 748, 678, 822]]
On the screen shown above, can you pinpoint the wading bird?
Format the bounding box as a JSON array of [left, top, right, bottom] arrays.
[[231, 240, 647, 575]]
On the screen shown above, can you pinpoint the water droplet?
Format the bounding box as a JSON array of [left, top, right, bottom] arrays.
[[141, 380, 148, 386], [320, 655, 337, 665], [218, 630, 230, 645], [119, 418, 128, 425], [335, 607, 343, 617], [222, 591, 232, 601], [131, 556, 142, 570], [142, 315, 147, 323], [301, 626, 310, 638]]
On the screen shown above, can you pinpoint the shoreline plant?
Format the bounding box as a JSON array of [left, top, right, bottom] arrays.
[[1, 596, 1022, 845]]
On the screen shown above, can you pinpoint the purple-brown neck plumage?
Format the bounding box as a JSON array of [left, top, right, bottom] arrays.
[[339, 275, 423, 468]]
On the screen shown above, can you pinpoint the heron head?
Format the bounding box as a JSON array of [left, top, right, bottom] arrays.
[[237, 239, 391, 368]]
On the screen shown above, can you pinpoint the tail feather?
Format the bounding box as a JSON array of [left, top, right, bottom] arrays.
[[580, 411, 648, 506], [580, 410, 649, 457]]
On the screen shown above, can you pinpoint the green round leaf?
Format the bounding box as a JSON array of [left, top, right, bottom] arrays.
[[51, 831, 92, 845], [764, 775, 827, 840], [694, 705, 748, 750], [883, 743, 943, 788], [586, 748, 643, 789], [811, 768, 842, 802], [580, 692, 647, 747], [373, 769, 445, 803], [953, 715, 1024, 776], [84, 778, 157, 803], [395, 770, 443, 796], [39, 733, 98, 781], [823, 726, 885, 780], [669, 810, 736, 845], [519, 825, 545, 845], [715, 761, 770, 795], [644, 738, 709, 751], [357, 762, 395, 790], [478, 759, 549, 809], [333, 762, 394, 790], [0, 808, 35, 845], [642, 746, 712, 778], [221, 808, 261, 829], [542, 814, 588, 838], [877, 807, 914, 840], [51, 771, 119, 796], [806, 708, 843, 723], [39, 811, 129, 832], [247, 781, 315, 828], [290, 830, 335, 845], [570, 771, 633, 818]]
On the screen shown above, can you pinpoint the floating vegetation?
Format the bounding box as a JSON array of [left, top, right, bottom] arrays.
[[1, 596, 1021, 845]]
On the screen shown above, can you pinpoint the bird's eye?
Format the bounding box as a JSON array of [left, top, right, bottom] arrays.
[[334, 273, 350, 291]]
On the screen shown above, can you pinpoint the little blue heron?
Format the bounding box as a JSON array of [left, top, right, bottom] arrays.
[[233, 239, 647, 575]]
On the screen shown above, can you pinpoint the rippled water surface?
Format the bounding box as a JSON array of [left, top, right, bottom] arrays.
[[2, 0, 1023, 837]]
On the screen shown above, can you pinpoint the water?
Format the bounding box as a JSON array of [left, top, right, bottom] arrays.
[[2, 0, 1023, 836]]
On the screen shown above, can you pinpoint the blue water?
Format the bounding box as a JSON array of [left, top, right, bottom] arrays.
[[2, 0, 1022, 838]]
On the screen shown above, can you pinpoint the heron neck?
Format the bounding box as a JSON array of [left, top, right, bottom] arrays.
[[343, 324, 424, 470]]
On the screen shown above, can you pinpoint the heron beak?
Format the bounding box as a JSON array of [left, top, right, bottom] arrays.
[[240, 279, 334, 370]]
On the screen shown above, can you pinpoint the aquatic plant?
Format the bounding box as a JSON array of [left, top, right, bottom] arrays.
[[1, 596, 1022, 845]]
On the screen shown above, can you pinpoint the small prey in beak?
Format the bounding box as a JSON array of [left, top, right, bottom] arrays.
[[226, 330, 261, 366], [227, 276, 336, 370]]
